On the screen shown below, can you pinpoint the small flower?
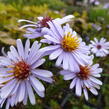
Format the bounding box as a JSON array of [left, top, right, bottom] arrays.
[[0, 94, 28, 109], [18, 15, 74, 39], [92, 24, 102, 31], [40, 21, 92, 72], [60, 64, 102, 100], [90, 0, 100, 5], [89, 38, 109, 57], [103, 3, 109, 9], [0, 39, 53, 109]]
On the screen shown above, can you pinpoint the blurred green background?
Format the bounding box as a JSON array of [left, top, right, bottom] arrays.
[[0, 0, 109, 109]]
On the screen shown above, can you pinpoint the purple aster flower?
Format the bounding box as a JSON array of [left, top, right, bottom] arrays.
[[92, 24, 102, 31], [18, 15, 74, 39], [0, 39, 53, 109], [90, 0, 100, 5], [40, 21, 92, 72], [89, 38, 109, 57], [103, 3, 109, 9], [60, 64, 102, 100]]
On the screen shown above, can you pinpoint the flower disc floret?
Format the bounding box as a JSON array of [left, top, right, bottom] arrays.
[[96, 45, 102, 49], [13, 61, 30, 80], [77, 66, 90, 80], [61, 32, 80, 52], [40, 16, 52, 27]]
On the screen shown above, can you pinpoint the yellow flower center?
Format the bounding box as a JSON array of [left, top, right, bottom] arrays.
[[77, 66, 91, 80], [61, 32, 80, 52], [12, 61, 30, 80]]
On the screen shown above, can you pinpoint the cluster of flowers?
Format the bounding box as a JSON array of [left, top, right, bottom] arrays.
[[0, 15, 106, 109]]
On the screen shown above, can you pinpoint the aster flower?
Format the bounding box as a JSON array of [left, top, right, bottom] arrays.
[[90, 0, 100, 5], [60, 64, 102, 100], [0, 93, 29, 109], [0, 39, 53, 109], [92, 24, 102, 31], [89, 38, 109, 57], [18, 15, 74, 39], [103, 3, 109, 9], [40, 21, 92, 72]]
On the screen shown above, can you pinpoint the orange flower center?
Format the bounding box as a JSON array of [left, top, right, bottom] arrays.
[[77, 66, 91, 80], [40, 16, 52, 28], [61, 32, 80, 52], [13, 61, 30, 80]]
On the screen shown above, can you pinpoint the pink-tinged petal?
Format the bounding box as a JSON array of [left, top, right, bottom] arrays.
[[40, 39, 52, 44], [24, 39, 30, 59], [92, 68, 102, 74], [10, 46, 19, 60], [44, 35, 60, 43], [55, 15, 74, 25], [60, 70, 71, 76], [47, 21, 62, 40], [70, 78, 77, 89], [29, 41, 40, 57], [30, 76, 45, 92], [6, 101, 9, 109], [30, 79, 45, 97], [32, 69, 53, 78], [34, 88, 45, 98], [15, 89, 20, 105], [1, 79, 17, 98], [51, 20, 64, 37], [83, 88, 88, 101], [24, 32, 42, 39], [91, 82, 100, 90], [11, 81, 21, 95], [89, 87, 98, 95], [0, 76, 14, 84], [40, 45, 60, 53], [7, 52, 17, 62], [83, 80, 90, 88], [31, 59, 45, 69], [91, 64, 99, 70], [10, 95, 16, 107], [26, 80, 36, 105], [18, 81, 26, 102], [37, 75, 54, 83], [49, 48, 63, 60], [55, 53, 64, 66], [62, 52, 69, 70], [36, 76, 53, 83], [19, 24, 37, 29], [69, 54, 80, 72], [0, 57, 12, 66], [42, 27, 53, 36], [89, 76, 102, 85], [23, 88, 28, 105], [91, 73, 101, 77], [16, 39, 24, 59], [64, 73, 75, 80], [63, 24, 73, 35], [94, 38, 98, 43], [29, 52, 43, 65], [74, 51, 91, 65], [75, 79, 82, 96], [72, 52, 85, 66], [0, 99, 6, 107]]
